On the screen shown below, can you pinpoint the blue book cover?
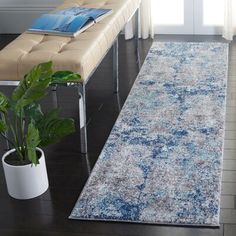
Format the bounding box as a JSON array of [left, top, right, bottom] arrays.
[[27, 7, 112, 37]]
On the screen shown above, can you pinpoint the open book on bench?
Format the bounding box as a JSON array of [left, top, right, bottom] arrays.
[[27, 7, 112, 37]]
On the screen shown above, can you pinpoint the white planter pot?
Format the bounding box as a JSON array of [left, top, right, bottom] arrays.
[[2, 147, 49, 200]]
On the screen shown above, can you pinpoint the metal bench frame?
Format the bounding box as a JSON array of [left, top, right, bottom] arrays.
[[0, 7, 140, 154]]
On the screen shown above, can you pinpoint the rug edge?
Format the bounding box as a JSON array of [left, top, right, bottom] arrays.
[[68, 215, 221, 228]]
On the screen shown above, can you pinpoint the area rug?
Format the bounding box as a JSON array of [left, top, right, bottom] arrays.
[[70, 42, 229, 226]]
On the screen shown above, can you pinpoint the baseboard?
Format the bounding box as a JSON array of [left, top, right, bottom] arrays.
[[0, 7, 56, 33], [0, 0, 62, 33]]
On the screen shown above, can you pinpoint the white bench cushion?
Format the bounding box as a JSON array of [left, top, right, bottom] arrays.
[[0, 0, 140, 81]]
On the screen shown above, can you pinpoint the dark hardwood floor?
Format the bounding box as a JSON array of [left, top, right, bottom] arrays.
[[0, 34, 235, 236]]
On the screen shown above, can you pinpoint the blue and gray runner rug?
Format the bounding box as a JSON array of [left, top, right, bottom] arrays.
[[70, 42, 228, 226]]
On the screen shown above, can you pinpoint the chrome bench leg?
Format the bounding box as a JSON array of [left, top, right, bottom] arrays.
[[51, 85, 58, 108], [113, 38, 119, 93], [116, 92, 121, 112], [135, 7, 141, 69], [78, 83, 88, 154]]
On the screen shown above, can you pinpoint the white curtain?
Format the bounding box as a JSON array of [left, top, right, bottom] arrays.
[[223, 0, 236, 40], [125, 0, 154, 40]]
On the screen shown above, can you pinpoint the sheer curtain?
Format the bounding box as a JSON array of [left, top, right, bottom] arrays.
[[223, 0, 236, 40], [125, 0, 154, 40]]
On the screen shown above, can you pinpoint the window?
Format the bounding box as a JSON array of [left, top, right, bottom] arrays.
[[152, 0, 225, 35]]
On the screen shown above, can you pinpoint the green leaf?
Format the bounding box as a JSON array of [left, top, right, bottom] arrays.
[[12, 62, 53, 113], [51, 71, 81, 84], [24, 103, 43, 122], [36, 109, 75, 147], [0, 92, 9, 113], [12, 61, 52, 101], [26, 122, 40, 165], [0, 120, 7, 133]]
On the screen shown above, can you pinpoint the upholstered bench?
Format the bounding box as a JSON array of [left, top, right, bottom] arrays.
[[0, 0, 141, 153]]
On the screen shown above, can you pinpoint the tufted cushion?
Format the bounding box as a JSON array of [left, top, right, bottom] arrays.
[[0, 0, 140, 82]]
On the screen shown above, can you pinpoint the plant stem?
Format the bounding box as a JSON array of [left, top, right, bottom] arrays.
[[0, 132, 24, 160], [3, 113, 25, 162], [19, 109, 26, 161], [22, 118, 27, 160], [9, 120, 23, 162], [14, 114, 21, 152]]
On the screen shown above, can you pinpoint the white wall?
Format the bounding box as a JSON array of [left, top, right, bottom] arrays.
[[0, 0, 64, 33]]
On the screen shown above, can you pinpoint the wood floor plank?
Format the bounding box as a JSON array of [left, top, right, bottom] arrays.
[[222, 171, 236, 182], [225, 116, 236, 122], [224, 224, 236, 236], [223, 160, 236, 171], [225, 122, 236, 131], [220, 195, 235, 209], [224, 131, 236, 140], [0, 230, 101, 236], [228, 72, 236, 77], [221, 183, 236, 195], [220, 209, 236, 224], [224, 149, 236, 159], [224, 140, 236, 150], [228, 76, 236, 80], [226, 100, 236, 106]]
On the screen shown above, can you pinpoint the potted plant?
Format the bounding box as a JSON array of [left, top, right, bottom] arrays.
[[0, 61, 81, 200]]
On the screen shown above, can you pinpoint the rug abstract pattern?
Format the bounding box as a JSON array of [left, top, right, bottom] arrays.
[[70, 42, 228, 226]]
